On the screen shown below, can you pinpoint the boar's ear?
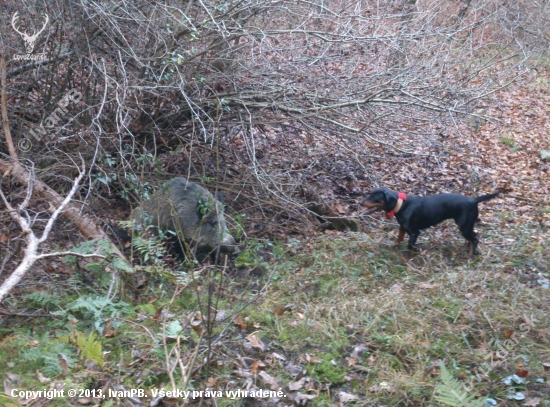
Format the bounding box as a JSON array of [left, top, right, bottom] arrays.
[[109, 223, 131, 243], [381, 188, 398, 212]]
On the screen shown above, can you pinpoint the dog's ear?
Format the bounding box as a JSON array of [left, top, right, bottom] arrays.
[[381, 188, 398, 212]]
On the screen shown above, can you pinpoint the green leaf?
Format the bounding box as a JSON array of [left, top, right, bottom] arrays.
[[540, 150, 550, 160], [72, 240, 97, 254], [63, 255, 77, 265], [97, 239, 113, 254], [165, 320, 184, 338], [84, 262, 105, 272], [112, 257, 133, 273]]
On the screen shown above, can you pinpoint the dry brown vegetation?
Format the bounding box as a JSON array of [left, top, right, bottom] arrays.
[[0, 0, 549, 406]]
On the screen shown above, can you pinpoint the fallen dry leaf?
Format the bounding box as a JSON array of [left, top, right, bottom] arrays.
[[369, 381, 396, 393], [390, 284, 403, 294], [3, 379, 14, 395], [6, 372, 19, 382], [234, 368, 253, 378], [58, 353, 69, 373], [104, 320, 118, 338], [251, 360, 266, 373], [271, 352, 287, 361], [36, 370, 51, 384], [338, 391, 359, 404], [516, 369, 529, 378], [475, 342, 490, 353], [189, 311, 202, 326], [288, 377, 307, 391], [367, 354, 376, 366], [233, 315, 246, 330], [418, 282, 441, 289], [215, 310, 227, 321], [427, 364, 440, 377], [524, 398, 542, 406], [259, 371, 280, 391], [349, 344, 367, 360], [246, 332, 266, 351], [272, 307, 285, 316], [293, 392, 317, 404], [504, 329, 515, 339], [206, 377, 219, 387]]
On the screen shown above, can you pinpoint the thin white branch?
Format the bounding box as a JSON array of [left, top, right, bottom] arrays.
[[36, 251, 106, 260], [0, 161, 92, 303], [38, 158, 86, 244]]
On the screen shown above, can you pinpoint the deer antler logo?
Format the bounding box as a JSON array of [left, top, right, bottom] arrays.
[[11, 11, 49, 54]]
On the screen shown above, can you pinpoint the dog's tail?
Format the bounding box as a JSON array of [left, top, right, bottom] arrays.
[[474, 191, 500, 204]]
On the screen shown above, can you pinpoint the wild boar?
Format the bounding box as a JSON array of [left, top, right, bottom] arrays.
[[132, 177, 239, 259]]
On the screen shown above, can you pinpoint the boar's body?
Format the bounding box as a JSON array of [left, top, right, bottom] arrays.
[[132, 177, 238, 258]]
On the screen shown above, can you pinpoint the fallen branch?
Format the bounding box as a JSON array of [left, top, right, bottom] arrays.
[[0, 51, 128, 265], [0, 163, 107, 302]]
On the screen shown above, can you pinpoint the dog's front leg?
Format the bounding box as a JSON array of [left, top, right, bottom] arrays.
[[395, 227, 406, 245]]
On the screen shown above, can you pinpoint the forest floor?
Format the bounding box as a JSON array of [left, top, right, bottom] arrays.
[[1, 69, 549, 407]]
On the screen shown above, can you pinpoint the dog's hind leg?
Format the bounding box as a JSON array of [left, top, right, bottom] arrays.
[[460, 228, 479, 257], [459, 217, 479, 257], [407, 231, 420, 250]]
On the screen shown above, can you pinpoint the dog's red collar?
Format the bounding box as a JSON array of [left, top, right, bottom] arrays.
[[385, 192, 407, 218]]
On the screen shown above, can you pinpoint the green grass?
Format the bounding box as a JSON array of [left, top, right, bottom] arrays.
[[0, 223, 548, 406], [306, 352, 348, 385], [238, 225, 549, 405]]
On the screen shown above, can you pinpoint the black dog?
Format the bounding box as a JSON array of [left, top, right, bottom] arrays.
[[361, 188, 500, 256]]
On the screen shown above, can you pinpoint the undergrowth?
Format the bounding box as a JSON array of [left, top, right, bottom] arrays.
[[0, 221, 548, 406]]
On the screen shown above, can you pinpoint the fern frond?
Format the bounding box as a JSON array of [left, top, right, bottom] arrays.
[[65, 331, 104, 366], [23, 291, 59, 307], [64, 296, 129, 332], [0, 393, 21, 406], [434, 362, 486, 407], [20, 338, 75, 376]]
